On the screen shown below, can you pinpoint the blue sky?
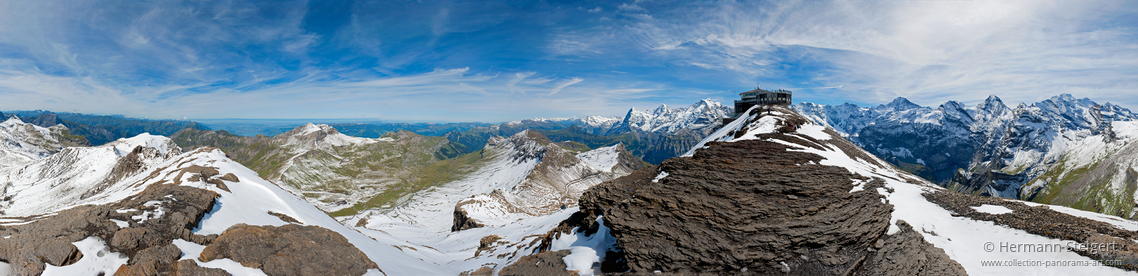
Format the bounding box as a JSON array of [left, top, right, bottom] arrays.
[[0, 0, 1136, 122]]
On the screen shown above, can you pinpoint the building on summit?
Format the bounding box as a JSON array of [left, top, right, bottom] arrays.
[[734, 86, 792, 117], [721, 86, 793, 125]]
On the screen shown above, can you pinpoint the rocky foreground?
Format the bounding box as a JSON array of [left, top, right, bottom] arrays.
[[556, 139, 965, 275], [516, 106, 1138, 275], [0, 157, 377, 276]]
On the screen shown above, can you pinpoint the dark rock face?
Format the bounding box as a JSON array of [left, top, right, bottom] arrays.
[[453, 208, 483, 232], [27, 113, 65, 128], [173, 259, 232, 276], [612, 143, 647, 173], [499, 250, 578, 276], [0, 184, 219, 276], [199, 223, 379, 276], [459, 266, 495, 276], [856, 220, 967, 275], [34, 239, 84, 267], [576, 133, 967, 275], [130, 243, 182, 267], [582, 139, 895, 274], [267, 211, 300, 224], [949, 163, 1027, 197], [219, 173, 240, 182], [111, 227, 150, 250]]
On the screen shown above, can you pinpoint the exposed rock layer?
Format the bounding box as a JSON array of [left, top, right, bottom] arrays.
[[0, 184, 218, 275], [200, 223, 380, 276], [498, 250, 578, 276], [577, 137, 966, 275]]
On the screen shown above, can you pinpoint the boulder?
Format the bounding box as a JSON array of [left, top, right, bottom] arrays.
[[200, 224, 378, 276]]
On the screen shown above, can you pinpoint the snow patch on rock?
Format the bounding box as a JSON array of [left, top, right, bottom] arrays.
[[971, 204, 1014, 215]]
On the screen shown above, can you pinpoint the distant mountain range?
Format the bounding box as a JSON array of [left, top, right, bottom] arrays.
[[794, 94, 1138, 217], [443, 99, 732, 164], [3, 111, 207, 146]]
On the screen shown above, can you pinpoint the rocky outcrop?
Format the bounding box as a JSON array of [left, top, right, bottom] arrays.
[[450, 131, 646, 229], [581, 139, 894, 274], [498, 250, 578, 276], [173, 259, 232, 276], [26, 113, 65, 128], [199, 223, 379, 276], [575, 135, 965, 275], [610, 143, 647, 173], [0, 184, 218, 275], [452, 208, 483, 231], [856, 220, 967, 275]]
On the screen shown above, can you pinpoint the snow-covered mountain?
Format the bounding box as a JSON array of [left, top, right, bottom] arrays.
[[603, 99, 732, 135], [503, 98, 733, 136], [1022, 120, 1138, 219], [0, 117, 85, 166], [367, 130, 643, 231], [1, 129, 644, 275], [484, 99, 734, 165], [0, 133, 395, 275], [793, 94, 1138, 202], [0, 134, 180, 217]]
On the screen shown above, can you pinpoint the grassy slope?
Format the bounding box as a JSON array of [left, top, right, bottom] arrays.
[[329, 149, 484, 217], [1028, 156, 1137, 219], [172, 128, 479, 217]]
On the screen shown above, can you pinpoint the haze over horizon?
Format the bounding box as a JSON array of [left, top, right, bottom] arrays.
[[1, 0, 1135, 122]]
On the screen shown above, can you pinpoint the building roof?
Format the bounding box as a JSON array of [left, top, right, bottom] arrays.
[[739, 87, 792, 96]]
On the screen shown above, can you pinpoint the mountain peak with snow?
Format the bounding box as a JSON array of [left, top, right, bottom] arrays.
[[281, 122, 337, 137], [794, 93, 1138, 203], [979, 94, 1004, 107], [0, 116, 83, 165], [2, 115, 25, 126], [108, 133, 181, 157], [605, 99, 732, 135], [276, 123, 379, 150], [882, 97, 922, 111]]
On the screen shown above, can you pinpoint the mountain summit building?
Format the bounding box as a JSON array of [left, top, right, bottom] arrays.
[[721, 86, 793, 124], [734, 86, 792, 116]]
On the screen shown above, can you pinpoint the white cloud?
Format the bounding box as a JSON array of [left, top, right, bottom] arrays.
[[549, 77, 584, 96], [507, 72, 536, 93], [618, 3, 647, 12], [553, 0, 1138, 108]]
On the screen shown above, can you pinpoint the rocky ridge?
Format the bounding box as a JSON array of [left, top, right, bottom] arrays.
[[532, 105, 1138, 275], [0, 117, 87, 167], [451, 131, 646, 230]]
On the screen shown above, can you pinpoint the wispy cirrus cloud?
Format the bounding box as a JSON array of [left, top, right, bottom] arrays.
[[549, 78, 584, 96], [548, 0, 1138, 108]]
